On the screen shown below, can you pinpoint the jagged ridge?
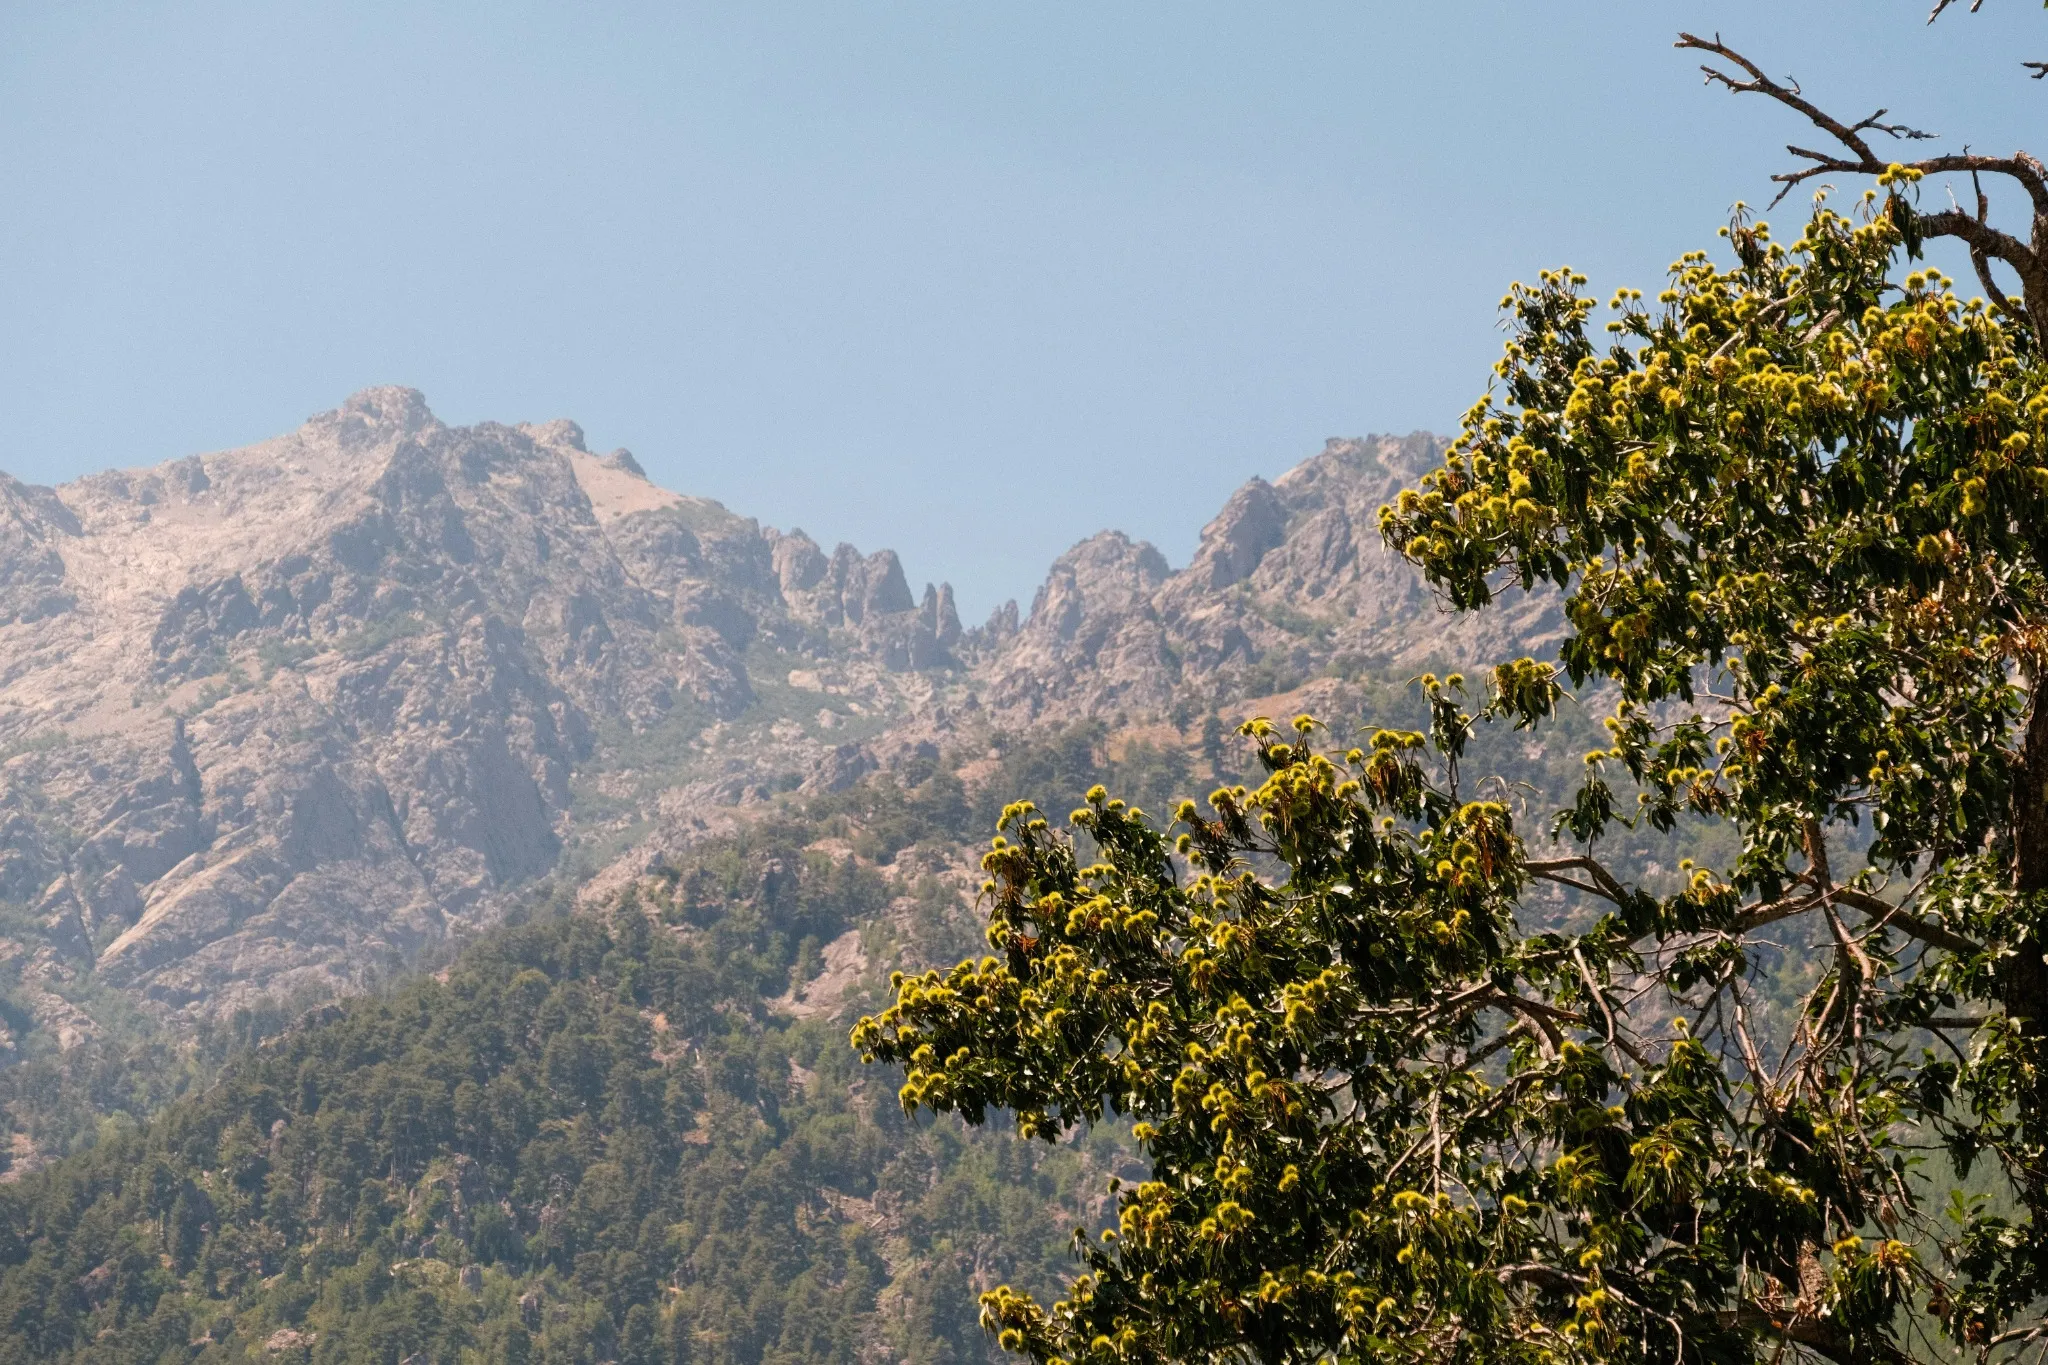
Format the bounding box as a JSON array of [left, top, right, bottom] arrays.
[[0, 392, 1546, 1051]]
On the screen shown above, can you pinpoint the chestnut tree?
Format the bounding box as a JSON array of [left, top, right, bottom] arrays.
[[856, 21, 2048, 1365]]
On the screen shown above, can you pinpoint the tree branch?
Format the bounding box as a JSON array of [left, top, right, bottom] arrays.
[[1833, 885, 1985, 956], [1714, 1304, 1879, 1365], [1914, 207, 2040, 277], [1524, 855, 1631, 906], [1484, 988, 1584, 1057], [1677, 33, 1935, 166], [1677, 33, 2048, 220], [1927, 0, 2048, 81], [1965, 169, 2033, 326]]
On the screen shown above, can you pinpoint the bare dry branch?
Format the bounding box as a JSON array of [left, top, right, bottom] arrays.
[[1927, 0, 2048, 80], [1678, 33, 1936, 164], [1676, 30, 2048, 308]]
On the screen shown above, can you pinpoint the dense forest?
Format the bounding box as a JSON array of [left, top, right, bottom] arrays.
[[0, 836, 1076, 1363], [0, 720, 1253, 1365]]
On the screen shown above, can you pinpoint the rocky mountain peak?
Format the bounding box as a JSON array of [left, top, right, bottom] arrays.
[[313, 385, 441, 449], [1186, 477, 1286, 590], [0, 391, 978, 1034], [983, 432, 1561, 725], [0, 404, 1549, 1051], [518, 417, 587, 451]]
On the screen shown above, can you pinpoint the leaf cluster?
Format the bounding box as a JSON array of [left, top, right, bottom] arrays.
[[862, 195, 2048, 1364]]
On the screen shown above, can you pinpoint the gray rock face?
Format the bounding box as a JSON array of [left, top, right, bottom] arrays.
[[0, 400, 1545, 1045], [1190, 478, 1288, 590], [985, 532, 1179, 720], [0, 473, 79, 627], [0, 389, 965, 1030], [981, 434, 1563, 723]]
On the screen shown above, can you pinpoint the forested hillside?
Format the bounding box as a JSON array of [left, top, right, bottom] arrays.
[[0, 828, 1079, 1364], [0, 720, 1274, 1365], [0, 667, 1758, 1365]]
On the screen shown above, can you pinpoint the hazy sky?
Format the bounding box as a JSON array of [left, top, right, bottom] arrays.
[[4, 3, 2044, 618]]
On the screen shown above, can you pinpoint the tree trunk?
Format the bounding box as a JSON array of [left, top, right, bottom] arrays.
[[2006, 686, 2048, 1023]]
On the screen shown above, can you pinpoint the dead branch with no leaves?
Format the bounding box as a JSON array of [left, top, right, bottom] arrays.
[[1677, 30, 2048, 346]]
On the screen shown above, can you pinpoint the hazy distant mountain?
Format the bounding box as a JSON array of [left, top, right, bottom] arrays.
[[978, 430, 1562, 723], [0, 388, 1552, 1050]]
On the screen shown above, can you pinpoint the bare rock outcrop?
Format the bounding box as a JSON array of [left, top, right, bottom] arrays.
[[0, 474, 79, 628], [0, 388, 965, 1029], [0, 398, 1541, 1046], [983, 533, 1178, 720], [980, 433, 1563, 726]]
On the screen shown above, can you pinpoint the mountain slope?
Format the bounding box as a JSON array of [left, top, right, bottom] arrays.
[[0, 391, 1544, 1065], [0, 824, 1098, 1365], [0, 390, 967, 1040], [979, 432, 1561, 724], [0, 393, 1619, 1364], [0, 703, 1257, 1363]]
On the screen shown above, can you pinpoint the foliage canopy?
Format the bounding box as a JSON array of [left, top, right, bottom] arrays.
[[857, 111, 2048, 1365]]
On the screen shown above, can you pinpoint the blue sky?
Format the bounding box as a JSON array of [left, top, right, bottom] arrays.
[[3, 2, 2043, 618]]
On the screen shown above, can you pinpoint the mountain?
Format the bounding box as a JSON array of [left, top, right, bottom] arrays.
[[0, 390, 946, 1038], [978, 431, 1560, 724], [0, 389, 1549, 1078], [0, 389, 1603, 1364], [0, 817, 1108, 1365]]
